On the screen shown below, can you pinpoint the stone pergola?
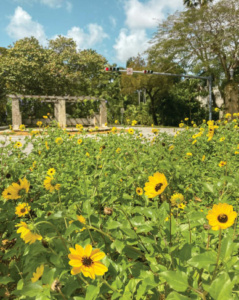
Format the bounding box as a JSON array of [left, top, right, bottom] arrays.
[[9, 95, 107, 130]]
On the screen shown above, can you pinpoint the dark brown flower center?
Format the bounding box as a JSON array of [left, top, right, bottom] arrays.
[[155, 183, 163, 192], [20, 208, 26, 213], [218, 214, 228, 223], [82, 256, 93, 267]]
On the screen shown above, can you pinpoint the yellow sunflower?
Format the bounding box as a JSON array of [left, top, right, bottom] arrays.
[[3, 178, 30, 200], [14, 141, 22, 148], [44, 176, 60, 192], [116, 148, 121, 153], [170, 193, 184, 206], [47, 168, 56, 176], [136, 187, 143, 195], [45, 141, 49, 150], [178, 203, 186, 210], [36, 121, 42, 127], [55, 137, 63, 145], [128, 128, 134, 135], [77, 139, 82, 145], [219, 161, 226, 167], [16, 222, 42, 244], [43, 115, 48, 119], [19, 124, 25, 131], [207, 121, 214, 141], [2, 185, 14, 200], [68, 244, 108, 279], [152, 128, 159, 134], [111, 127, 117, 133], [77, 215, 86, 224], [15, 203, 31, 217], [206, 203, 237, 230], [169, 145, 174, 151], [31, 265, 44, 283], [144, 172, 168, 198]]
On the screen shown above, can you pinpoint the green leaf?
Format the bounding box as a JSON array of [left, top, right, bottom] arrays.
[[106, 219, 122, 230], [202, 182, 214, 193], [0, 277, 14, 285], [85, 284, 100, 300], [160, 271, 188, 292], [121, 228, 138, 239], [208, 272, 233, 300], [17, 279, 24, 290], [65, 223, 79, 236], [20, 283, 44, 297], [188, 251, 217, 270], [135, 225, 153, 233], [220, 235, 235, 260], [111, 239, 125, 253], [167, 291, 190, 300]]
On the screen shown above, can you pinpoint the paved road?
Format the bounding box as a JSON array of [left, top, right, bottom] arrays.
[[0, 127, 183, 155]]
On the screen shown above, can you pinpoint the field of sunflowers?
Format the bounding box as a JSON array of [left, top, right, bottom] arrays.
[[1, 115, 239, 299]]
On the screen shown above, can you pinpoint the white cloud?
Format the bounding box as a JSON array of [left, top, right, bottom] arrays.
[[124, 0, 183, 30], [109, 16, 117, 28], [66, 1, 72, 12], [67, 24, 108, 50], [113, 0, 184, 64], [13, 0, 71, 10], [6, 6, 47, 44], [113, 28, 149, 63], [39, 0, 64, 8]]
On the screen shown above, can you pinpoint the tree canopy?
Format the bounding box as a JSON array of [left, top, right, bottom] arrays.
[[147, 0, 239, 113]]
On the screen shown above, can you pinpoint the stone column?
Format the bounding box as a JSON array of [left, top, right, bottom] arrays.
[[54, 99, 66, 128], [12, 98, 22, 130], [99, 100, 107, 126]]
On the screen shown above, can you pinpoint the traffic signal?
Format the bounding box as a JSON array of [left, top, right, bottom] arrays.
[[105, 67, 120, 71], [143, 70, 153, 74]]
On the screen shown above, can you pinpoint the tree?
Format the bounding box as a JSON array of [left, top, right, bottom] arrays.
[[120, 55, 183, 125], [183, 0, 213, 8], [147, 0, 239, 115], [0, 36, 109, 121]]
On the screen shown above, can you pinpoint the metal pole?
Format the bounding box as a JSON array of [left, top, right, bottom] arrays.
[[208, 75, 212, 120], [138, 90, 141, 105]]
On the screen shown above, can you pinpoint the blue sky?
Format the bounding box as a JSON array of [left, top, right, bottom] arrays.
[[0, 0, 184, 67]]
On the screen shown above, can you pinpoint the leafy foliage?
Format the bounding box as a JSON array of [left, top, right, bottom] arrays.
[[1, 117, 239, 298]]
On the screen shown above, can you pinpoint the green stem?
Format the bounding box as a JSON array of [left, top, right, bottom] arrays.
[[87, 225, 143, 255], [14, 264, 23, 280], [101, 278, 122, 295], [187, 215, 192, 244], [58, 288, 67, 300], [58, 190, 68, 229], [78, 273, 89, 286], [212, 229, 222, 282], [35, 221, 69, 252], [115, 206, 149, 254], [169, 202, 172, 246]]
